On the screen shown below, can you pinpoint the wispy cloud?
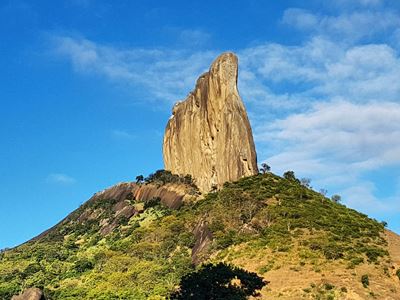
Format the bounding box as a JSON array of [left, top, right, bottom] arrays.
[[282, 8, 400, 42], [110, 129, 136, 140], [46, 173, 76, 185], [52, 35, 217, 102], [259, 101, 400, 176]]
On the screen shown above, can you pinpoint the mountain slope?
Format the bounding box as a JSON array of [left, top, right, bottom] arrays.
[[1, 172, 399, 299]]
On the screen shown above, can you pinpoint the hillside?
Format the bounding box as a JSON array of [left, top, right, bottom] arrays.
[[1, 172, 399, 299]]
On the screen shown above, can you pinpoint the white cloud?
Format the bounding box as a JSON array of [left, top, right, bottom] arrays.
[[332, 0, 383, 7], [52, 35, 216, 103], [261, 101, 400, 171], [238, 39, 400, 109], [46, 173, 76, 185], [282, 8, 400, 42], [342, 182, 400, 218]]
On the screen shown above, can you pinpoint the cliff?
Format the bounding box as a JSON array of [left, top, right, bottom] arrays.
[[163, 52, 258, 192]]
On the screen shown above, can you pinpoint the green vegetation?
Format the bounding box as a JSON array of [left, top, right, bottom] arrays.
[[396, 269, 400, 280], [361, 274, 370, 288], [259, 163, 270, 174], [145, 170, 197, 189], [169, 262, 266, 300], [0, 172, 388, 299]]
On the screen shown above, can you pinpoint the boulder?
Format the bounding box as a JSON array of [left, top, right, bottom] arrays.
[[12, 288, 45, 300]]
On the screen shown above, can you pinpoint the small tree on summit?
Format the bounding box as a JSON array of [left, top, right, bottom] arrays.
[[331, 194, 342, 203], [283, 171, 296, 181], [319, 189, 328, 196], [135, 175, 144, 184], [300, 178, 311, 188], [259, 163, 271, 174]]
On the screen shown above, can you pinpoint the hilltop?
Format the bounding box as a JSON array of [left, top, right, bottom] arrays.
[[1, 171, 399, 299]]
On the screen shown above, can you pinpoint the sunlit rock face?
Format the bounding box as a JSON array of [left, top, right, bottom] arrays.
[[163, 52, 258, 193]]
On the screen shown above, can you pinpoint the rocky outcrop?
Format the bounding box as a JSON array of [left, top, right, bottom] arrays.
[[30, 181, 198, 241], [192, 219, 213, 265], [12, 288, 45, 300], [163, 52, 258, 193]]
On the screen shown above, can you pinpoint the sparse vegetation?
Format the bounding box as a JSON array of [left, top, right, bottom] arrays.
[[145, 169, 196, 187]]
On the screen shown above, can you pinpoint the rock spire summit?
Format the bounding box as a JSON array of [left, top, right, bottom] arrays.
[[163, 52, 258, 192]]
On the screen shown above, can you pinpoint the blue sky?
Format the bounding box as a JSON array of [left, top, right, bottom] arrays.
[[1, 0, 400, 249]]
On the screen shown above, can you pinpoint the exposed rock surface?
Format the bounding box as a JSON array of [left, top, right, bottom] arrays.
[[30, 182, 197, 241], [12, 288, 45, 300], [191, 219, 213, 265], [163, 52, 258, 192]]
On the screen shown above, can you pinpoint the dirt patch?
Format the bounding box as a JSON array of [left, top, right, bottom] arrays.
[[386, 230, 400, 265]]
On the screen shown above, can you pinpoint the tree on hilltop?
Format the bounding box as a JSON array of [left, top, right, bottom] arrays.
[[259, 163, 271, 174], [331, 194, 342, 203]]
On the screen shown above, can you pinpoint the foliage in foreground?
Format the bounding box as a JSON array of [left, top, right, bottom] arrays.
[[169, 262, 267, 300], [0, 172, 388, 299]]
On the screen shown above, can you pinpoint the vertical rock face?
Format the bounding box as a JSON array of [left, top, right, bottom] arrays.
[[163, 52, 258, 193]]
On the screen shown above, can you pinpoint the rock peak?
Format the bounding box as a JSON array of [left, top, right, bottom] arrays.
[[163, 52, 258, 192]]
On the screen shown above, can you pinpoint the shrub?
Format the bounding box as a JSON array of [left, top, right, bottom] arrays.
[[396, 269, 400, 280], [364, 247, 387, 262], [324, 283, 335, 290], [74, 258, 94, 273], [348, 257, 364, 268], [361, 274, 369, 288], [117, 215, 130, 226], [144, 197, 161, 209], [144, 170, 198, 190]]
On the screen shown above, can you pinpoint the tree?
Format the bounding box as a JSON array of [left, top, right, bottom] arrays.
[[170, 262, 267, 300], [319, 189, 328, 196], [283, 171, 296, 181], [331, 194, 342, 203], [300, 178, 311, 188], [259, 163, 271, 174], [135, 175, 144, 184]]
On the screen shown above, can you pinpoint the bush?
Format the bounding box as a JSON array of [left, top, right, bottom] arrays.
[[396, 269, 400, 280], [144, 197, 161, 209], [144, 170, 198, 190], [0, 282, 20, 300], [324, 283, 335, 290], [361, 274, 369, 288], [74, 258, 94, 273]]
